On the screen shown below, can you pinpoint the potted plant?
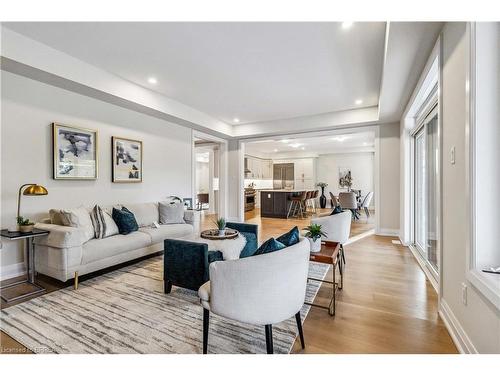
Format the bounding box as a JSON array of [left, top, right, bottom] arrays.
[[17, 216, 35, 233], [316, 182, 328, 209], [303, 223, 327, 252], [215, 217, 226, 236]]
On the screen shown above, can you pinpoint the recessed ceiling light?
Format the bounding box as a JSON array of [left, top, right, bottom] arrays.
[[342, 22, 354, 30], [355, 99, 363, 105], [147, 77, 158, 84], [363, 142, 368, 146], [331, 136, 347, 142], [281, 139, 290, 143], [233, 118, 240, 123], [301, 147, 305, 150], [289, 143, 302, 148], [273, 149, 278, 152]]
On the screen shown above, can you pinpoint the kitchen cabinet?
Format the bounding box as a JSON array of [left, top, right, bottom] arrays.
[[245, 155, 273, 179]]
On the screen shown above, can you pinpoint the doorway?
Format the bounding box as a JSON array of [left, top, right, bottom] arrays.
[[412, 104, 440, 278]]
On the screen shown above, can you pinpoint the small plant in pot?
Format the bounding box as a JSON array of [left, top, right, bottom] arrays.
[[214, 217, 226, 236], [17, 216, 35, 233], [303, 223, 327, 252]]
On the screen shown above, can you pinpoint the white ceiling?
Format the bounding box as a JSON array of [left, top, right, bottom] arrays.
[[5, 22, 386, 125], [245, 131, 375, 156]]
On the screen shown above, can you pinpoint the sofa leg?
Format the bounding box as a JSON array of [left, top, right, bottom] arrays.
[[74, 271, 79, 290], [265, 324, 273, 354], [203, 308, 210, 354], [164, 280, 172, 294]]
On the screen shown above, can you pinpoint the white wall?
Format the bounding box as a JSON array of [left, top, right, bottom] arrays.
[[0, 71, 192, 273], [316, 152, 374, 207], [377, 123, 401, 234], [439, 22, 500, 353]]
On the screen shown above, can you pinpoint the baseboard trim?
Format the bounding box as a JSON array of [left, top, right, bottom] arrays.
[[439, 299, 477, 354], [0, 262, 26, 281], [375, 228, 399, 237]]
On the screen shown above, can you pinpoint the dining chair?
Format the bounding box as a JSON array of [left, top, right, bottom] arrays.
[[339, 192, 359, 220], [359, 191, 374, 218], [329, 192, 338, 207]]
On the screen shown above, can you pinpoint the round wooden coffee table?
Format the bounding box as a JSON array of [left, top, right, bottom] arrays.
[[200, 228, 239, 240]]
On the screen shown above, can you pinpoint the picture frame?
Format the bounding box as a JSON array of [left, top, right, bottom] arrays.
[[52, 123, 98, 180], [338, 167, 352, 189], [112, 136, 143, 183]]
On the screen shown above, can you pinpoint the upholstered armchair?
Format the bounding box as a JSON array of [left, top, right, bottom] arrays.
[[311, 210, 351, 286], [198, 238, 310, 354], [163, 222, 258, 293]]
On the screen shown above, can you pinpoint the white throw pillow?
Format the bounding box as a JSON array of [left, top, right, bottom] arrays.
[[159, 201, 186, 224], [90, 205, 119, 239], [60, 206, 95, 242]]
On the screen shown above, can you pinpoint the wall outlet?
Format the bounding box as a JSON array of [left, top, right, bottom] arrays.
[[450, 146, 456, 164], [461, 282, 468, 306]]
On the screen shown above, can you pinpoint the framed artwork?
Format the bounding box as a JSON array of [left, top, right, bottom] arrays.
[[338, 167, 352, 189], [52, 123, 98, 180], [112, 136, 143, 183]]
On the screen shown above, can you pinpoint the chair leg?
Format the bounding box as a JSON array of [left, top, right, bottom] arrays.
[[295, 311, 305, 349], [74, 271, 79, 290], [203, 308, 210, 354], [164, 280, 172, 294], [265, 324, 273, 354], [364, 207, 370, 218], [341, 244, 346, 265]]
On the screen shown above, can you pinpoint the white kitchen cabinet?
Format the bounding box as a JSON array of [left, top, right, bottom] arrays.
[[245, 155, 273, 180]]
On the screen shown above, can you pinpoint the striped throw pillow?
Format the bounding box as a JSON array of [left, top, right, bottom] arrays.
[[90, 205, 119, 239]]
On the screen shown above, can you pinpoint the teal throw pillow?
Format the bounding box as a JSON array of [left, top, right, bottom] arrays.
[[112, 206, 139, 235], [254, 237, 286, 255], [276, 226, 300, 247]]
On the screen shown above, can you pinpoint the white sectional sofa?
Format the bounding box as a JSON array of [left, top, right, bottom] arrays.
[[34, 202, 195, 284]]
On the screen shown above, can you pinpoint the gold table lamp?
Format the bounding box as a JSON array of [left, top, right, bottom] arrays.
[[11, 184, 48, 231]]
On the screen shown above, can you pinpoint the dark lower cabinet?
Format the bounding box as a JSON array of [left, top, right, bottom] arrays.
[[260, 191, 293, 218]]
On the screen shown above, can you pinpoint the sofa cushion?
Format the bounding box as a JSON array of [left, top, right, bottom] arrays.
[[253, 237, 286, 256], [238, 232, 259, 258], [59, 206, 95, 242], [49, 209, 66, 226], [123, 202, 159, 227], [159, 201, 185, 224], [139, 224, 193, 243], [112, 207, 139, 235], [276, 226, 300, 247], [82, 231, 152, 264]]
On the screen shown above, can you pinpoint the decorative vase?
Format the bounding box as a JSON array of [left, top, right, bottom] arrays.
[[218, 229, 225, 236], [308, 237, 321, 252], [18, 224, 34, 233], [319, 186, 327, 209]]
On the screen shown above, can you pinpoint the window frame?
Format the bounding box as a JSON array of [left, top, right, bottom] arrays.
[[465, 22, 500, 310]]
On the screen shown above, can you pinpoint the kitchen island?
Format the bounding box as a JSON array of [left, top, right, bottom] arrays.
[[260, 190, 304, 218]]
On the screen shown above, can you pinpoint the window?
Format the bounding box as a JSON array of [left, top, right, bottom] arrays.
[[467, 22, 500, 309]]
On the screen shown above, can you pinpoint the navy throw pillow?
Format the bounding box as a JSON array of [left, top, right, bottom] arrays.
[[330, 205, 343, 215], [254, 237, 286, 256], [112, 206, 139, 235], [276, 226, 300, 247]]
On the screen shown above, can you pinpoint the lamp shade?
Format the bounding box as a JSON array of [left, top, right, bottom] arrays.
[[23, 184, 48, 196]]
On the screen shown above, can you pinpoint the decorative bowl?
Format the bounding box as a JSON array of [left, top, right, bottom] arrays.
[[18, 224, 35, 233]]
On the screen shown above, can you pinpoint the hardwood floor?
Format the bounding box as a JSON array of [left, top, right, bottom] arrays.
[[0, 207, 457, 354]]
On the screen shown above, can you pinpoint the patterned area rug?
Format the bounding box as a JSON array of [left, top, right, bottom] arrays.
[[0, 257, 329, 354]]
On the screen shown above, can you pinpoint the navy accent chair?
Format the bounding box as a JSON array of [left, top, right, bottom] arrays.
[[163, 222, 258, 293]]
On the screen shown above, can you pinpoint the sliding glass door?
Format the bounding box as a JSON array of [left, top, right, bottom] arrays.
[[413, 105, 440, 274]]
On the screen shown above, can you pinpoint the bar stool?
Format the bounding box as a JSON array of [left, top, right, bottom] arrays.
[[287, 191, 307, 218], [304, 191, 313, 214]]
